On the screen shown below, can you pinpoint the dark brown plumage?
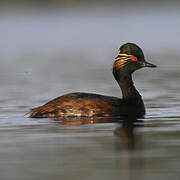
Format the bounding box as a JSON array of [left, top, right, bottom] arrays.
[[27, 43, 156, 119]]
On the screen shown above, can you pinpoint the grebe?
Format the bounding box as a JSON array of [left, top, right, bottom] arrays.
[[27, 43, 156, 118]]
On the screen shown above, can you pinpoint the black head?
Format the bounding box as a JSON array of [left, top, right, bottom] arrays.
[[119, 43, 145, 61], [113, 43, 156, 81], [113, 43, 156, 73]]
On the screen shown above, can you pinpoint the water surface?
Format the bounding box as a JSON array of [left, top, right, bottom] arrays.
[[1, 4, 180, 180]]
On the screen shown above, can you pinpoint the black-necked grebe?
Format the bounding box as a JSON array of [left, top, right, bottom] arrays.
[[27, 43, 156, 118]]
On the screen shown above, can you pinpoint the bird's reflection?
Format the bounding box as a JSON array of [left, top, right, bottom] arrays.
[[56, 116, 144, 151], [56, 116, 144, 180], [114, 117, 144, 180], [56, 116, 118, 125], [114, 117, 144, 150]]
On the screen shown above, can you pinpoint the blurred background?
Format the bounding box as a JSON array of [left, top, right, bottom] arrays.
[[1, 1, 180, 180], [0, 0, 180, 107]]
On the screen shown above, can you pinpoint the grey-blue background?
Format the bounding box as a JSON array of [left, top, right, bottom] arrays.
[[0, 1, 180, 180]]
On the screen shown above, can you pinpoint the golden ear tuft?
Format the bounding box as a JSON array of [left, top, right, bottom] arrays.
[[114, 53, 132, 69], [113, 59, 129, 69]]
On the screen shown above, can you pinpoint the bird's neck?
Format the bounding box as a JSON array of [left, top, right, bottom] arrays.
[[117, 74, 142, 101]]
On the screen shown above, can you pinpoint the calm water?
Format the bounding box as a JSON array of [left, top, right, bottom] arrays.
[[1, 4, 180, 180]]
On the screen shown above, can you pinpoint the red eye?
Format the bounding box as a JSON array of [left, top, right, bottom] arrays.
[[131, 57, 138, 61]]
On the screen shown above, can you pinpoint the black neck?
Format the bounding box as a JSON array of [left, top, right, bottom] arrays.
[[113, 68, 142, 100], [118, 74, 141, 100]]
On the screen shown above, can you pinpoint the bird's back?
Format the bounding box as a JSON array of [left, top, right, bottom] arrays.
[[27, 92, 145, 118]]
